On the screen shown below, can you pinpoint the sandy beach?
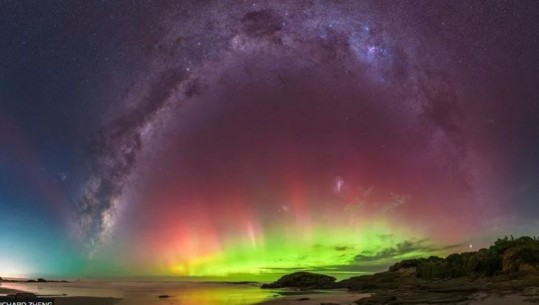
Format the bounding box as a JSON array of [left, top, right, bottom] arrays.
[[0, 284, 122, 305]]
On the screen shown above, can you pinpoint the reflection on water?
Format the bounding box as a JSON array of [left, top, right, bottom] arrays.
[[129, 285, 274, 305], [0, 281, 280, 305], [0, 281, 122, 298]]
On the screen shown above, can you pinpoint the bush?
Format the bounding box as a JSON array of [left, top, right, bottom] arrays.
[[474, 250, 502, 276], [398, 236, 539, 279]]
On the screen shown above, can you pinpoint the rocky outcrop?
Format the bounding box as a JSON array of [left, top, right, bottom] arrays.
[[503, 247, 521, 273], [5, 293, 38, 299], [261, 237, 539, 304], [385, 236, 539, 279], [261, 272, 337, 289], [503, 248, 539, 274], [337, 271, 424, 291]]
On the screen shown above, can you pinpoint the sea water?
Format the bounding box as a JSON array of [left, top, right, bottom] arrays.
[[0, 281, 281, 305]]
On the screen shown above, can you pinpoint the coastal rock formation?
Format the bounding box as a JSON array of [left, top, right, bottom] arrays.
[[502, 248, 539, 274], [6, 293, 38, 299], [262, 236, 539, 304], [386, 236, 539, 280], [350, 237, 539, 304], [261, 272, 337, 289], [338, 272, 418, 291], [0, 277, 68, 283]]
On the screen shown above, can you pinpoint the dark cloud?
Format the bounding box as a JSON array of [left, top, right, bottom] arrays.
[[77, 68, 192, 248], [260, 240, 463, 274], [241, 10, 283, 38], [335, 246, 354, 252], [354, 239, 462, 262]]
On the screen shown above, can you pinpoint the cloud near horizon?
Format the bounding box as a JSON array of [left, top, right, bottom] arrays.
[[354, 239, 463, 262], [262, 238, 464, 274]]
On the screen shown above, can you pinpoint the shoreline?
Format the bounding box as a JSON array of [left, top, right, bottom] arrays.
[[2, 280, 538, 305], [0, 286, 27, 296], [0, 283, 123, 305], [257, 291, 535, 305], [257, 289, 371, 305]]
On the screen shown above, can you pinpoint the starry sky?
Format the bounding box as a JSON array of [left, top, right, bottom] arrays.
[[1, 1, 539, 279]]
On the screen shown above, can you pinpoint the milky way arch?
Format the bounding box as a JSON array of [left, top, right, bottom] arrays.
[[75, 1, 511, 275]]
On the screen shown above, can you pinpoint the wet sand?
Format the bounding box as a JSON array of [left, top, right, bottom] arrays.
[[0, 284, 122, 305], [259, 293, 532, 305], [0, 286, 26, 295], [258, 290, 371, 305], [53, 297, 122, 305]]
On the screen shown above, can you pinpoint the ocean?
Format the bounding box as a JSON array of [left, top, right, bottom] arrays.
[[0, 280, 283, 305]]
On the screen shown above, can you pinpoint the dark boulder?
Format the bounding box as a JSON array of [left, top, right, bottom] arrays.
[[337, 272, 415, 291], [261, 272, 337, 289], [6, 293, 37, 299]]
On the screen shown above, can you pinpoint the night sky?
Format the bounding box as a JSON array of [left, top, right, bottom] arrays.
[[1, 1, 539, 278]]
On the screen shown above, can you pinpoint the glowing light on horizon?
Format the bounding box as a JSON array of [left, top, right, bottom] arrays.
[[133, 202, 444, 277], [0, 260, 29, 278]]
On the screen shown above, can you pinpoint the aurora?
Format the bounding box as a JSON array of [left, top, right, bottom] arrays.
[[1, 0, 538, 282]]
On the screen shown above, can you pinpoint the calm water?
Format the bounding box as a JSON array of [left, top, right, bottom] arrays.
[[0, 281, 290, 305]]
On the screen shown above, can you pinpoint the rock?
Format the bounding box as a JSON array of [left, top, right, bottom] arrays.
[[501, 249, 539, 274], [396, 267, 417, 276], [6, 293, 38, 299], [158, 295, 170, 298], [261, 272, 337, 289], [354, 292, 470, 305], [337, 272, 415, 291], [37, 278, 47, 282], [389, 259, 423, 273], [520, 263, 539, 273], [503, 248, 520, 273], [522, 286, 539, 296], [354, 295, 397, 304], [524, 296, 539, 303], [262, 237, 539, 303], [296, 297, 310, 301], [426, 296, 469, 303]]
